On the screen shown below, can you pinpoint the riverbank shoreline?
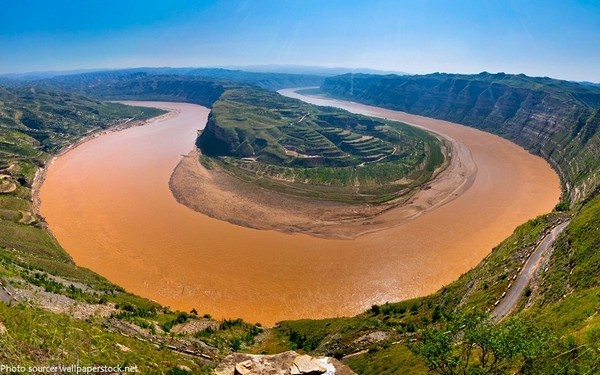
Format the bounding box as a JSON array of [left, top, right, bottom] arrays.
[[31, 107, 177, 230], [169, 132, 474, 240]]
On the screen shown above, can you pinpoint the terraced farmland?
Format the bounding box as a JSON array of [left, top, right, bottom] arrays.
[[197, 87, 445, 203]]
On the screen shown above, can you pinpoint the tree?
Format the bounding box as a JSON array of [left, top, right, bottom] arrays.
[[409, 312, 554, 374], [432, 305, 442, 322]]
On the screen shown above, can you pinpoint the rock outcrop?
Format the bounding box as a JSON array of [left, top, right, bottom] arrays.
[[214, 351, 355, 375]]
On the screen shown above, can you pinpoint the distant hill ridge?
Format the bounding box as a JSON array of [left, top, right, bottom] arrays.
[[321, 72, 600, 206], [28, 67, 325, 93]]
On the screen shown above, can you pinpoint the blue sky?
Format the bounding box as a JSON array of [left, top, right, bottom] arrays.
[[2, 0, 600, 81]]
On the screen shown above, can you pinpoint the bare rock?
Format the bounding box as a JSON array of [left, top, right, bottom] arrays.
[[116, 343, 131, 352], [17, 286, 116, 319], [234, 360, 253, 375], [290, 354, 326, 374], [352, 331, 389, 346], [171, 319, 219, 334], [214, 351, 355, 375]]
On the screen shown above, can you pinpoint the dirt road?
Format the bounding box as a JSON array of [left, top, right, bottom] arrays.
[[492, 220, 570, 321]]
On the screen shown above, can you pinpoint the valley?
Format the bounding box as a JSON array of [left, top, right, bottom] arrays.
[[3, 1, 600, 372], [0, 70, 597, 373]]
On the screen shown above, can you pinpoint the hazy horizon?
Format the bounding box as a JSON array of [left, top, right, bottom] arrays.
[[2, 0, 600, 82]]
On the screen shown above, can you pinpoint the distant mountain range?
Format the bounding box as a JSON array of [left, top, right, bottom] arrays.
[[0, 65, 406, 83], [0, 67, 325, 91], [216, 64, 407, 76], [0, 68, 115, 81]]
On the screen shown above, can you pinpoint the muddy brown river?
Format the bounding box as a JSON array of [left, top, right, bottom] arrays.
[[39, 95, 560, 325]]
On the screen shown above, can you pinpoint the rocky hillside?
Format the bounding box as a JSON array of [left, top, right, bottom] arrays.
[[321, 72, 600, 205]]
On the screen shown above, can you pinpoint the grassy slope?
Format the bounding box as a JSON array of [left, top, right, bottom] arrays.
[[0, 304, 206, 373], [198, 86, 445, 203], [526, 194, 600, 336]]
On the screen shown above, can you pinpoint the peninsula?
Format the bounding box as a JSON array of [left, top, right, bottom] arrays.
[[170, 86, 460, 238]]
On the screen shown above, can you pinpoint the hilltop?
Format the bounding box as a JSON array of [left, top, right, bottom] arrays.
[[167, 85, 455, 238]]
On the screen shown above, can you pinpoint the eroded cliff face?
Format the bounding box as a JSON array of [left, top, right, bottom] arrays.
[[322, 73, 600, 205], [196, 112, 244, 157]]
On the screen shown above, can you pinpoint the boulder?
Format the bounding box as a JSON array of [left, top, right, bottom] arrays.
[[214, 351, 355, 375], [289, 354, 326, 374], [234, 360, 253, 375]]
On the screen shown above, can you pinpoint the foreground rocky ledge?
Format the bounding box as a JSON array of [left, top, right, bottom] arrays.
[[214, 351, 355, 375]]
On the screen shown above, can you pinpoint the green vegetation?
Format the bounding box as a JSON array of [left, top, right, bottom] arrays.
[[0, 86, 165, 154], [0, 303, 208, 374], [257, 206, 597, 373], [522, 195, 600, 339], [411, 313, 551, 374], [345, 344, 427, 375], [408, 311, 600, 375], [276, 317, 382, 355], [198, 86, 445, 202], [193, 318, 263, 352]]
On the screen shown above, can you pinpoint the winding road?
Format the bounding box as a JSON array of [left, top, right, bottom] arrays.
[[492, 220, 571, 322]]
